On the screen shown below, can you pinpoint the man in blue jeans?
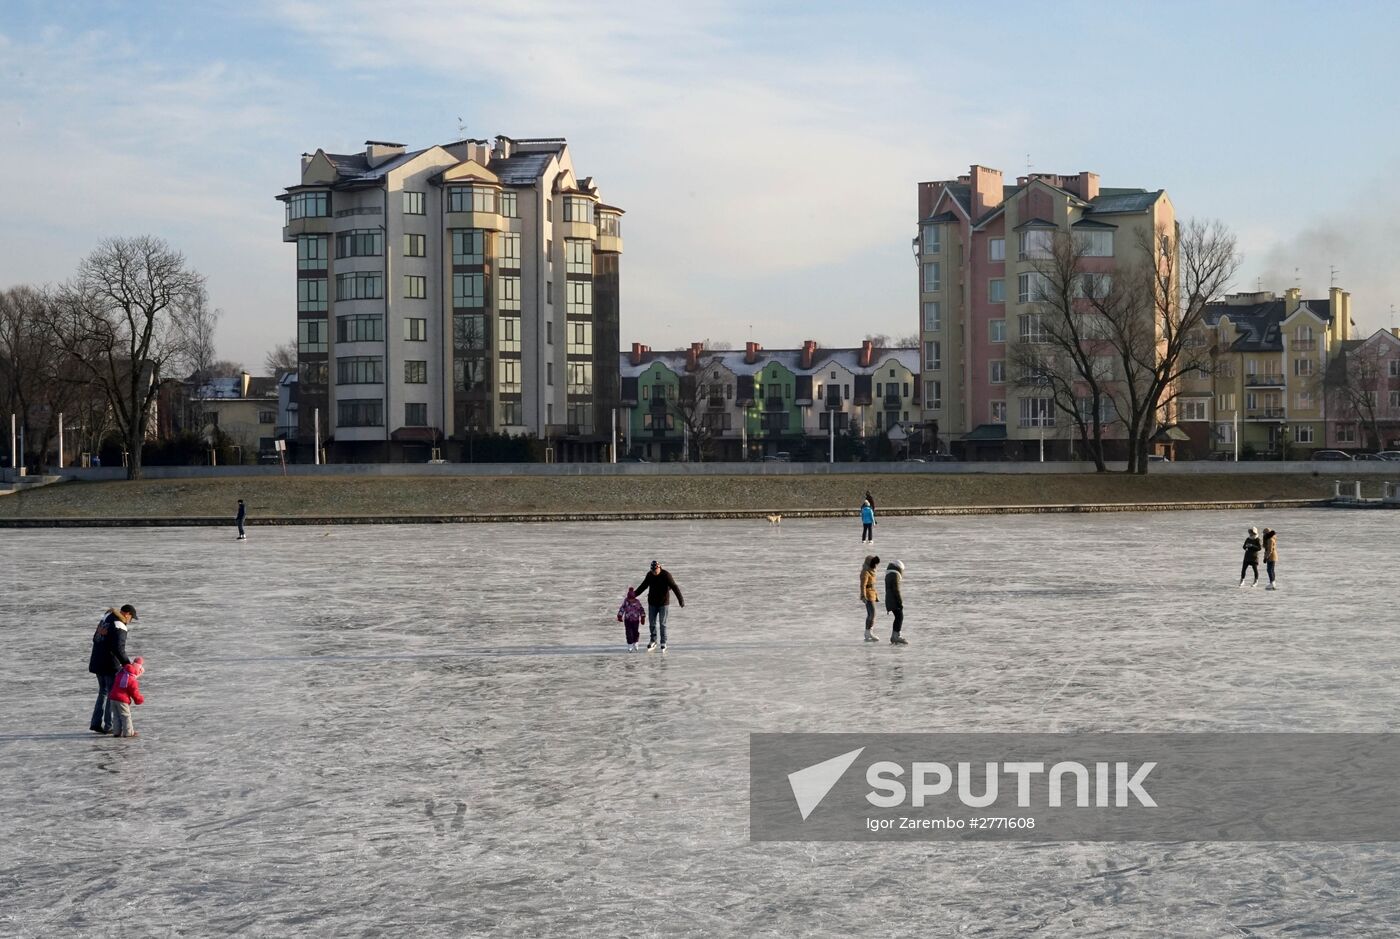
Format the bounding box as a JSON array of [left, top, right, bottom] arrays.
[[88, 604, 138, 733], [635, 560, 684, 653]]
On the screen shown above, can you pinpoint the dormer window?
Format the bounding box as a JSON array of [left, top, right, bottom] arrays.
[[448, 185, 497, 213]]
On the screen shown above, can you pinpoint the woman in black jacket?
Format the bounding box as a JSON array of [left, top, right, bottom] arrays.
[[88, 604, 138, 733], [1239, 528, 1262, 587]]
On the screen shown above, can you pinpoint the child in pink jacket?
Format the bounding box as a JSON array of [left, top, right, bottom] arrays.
[[617, 588, 645, 652], [108, 657, 145, 738]]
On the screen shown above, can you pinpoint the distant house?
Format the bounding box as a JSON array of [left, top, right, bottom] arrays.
[[191, 372, 281, 460]]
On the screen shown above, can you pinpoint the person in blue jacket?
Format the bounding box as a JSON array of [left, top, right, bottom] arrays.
[[88, 604, 138, 734], [860, 499, 875, 543]]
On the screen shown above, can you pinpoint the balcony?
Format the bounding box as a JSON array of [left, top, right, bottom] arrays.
[[1291, 339, 1317, 351], [1244, 374, 1285, 387], [1246, 407, 1286, 420], [764, 397, 786, 411], [707, 396, 726, 410], [883, 394, 901, 408]]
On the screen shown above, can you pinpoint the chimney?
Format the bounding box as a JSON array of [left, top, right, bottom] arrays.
[[1332, 287, 1349, 341], [1284, 286, 1301, 314], [745, 341, 761, 365], [493, 135, 514, 159], [801, 340, 817, 370], [859, 339, 874, 368], [300, 152, 314, 173], [968, 165, 1004, 219], [687, 341, 704, 371], [630, 342, 644, 366], [1079, 171, 1099, 201], [364, 140, 406, 168]]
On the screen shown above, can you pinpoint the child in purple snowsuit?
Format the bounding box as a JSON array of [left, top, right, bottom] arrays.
[[617, 588, 645, 652]]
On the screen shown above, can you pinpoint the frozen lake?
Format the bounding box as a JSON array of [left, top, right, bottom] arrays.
[[3, 509, 1399, 936]]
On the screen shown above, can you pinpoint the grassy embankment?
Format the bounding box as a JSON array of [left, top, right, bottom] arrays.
[[0, 471, 1387, 521]]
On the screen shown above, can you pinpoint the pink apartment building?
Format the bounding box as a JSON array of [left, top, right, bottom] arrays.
[[1326, 327, 1400, 451], [915, 165, 1174, 460]]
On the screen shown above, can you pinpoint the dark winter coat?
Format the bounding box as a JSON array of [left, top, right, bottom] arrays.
[[636, 569, 684, 608], [1242, 535, 1262, 562], [88, 611, 131, 676], [884, 568, 904, 612]]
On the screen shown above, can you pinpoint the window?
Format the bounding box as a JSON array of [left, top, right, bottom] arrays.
[[565, 239, 593, 275], [452, 230, 485, 266], [453, 313, 485, 349], [1245, 391, 1258, 411], [453, 357, 486, 391], [563, 196, 594, 223], [297, 316, 327, 354], [1293, 358, 1313, 377], [498, 233, 521, 268], [498, 316, 522, 354], [1073, 273, 1112, 300], [498, 359, 522, 394], [1018, 313, 1047, 343], [1181, 400, 1208, 421], [1365, 390, 1379, 407], [1390, 360, 1400, 378], [1216, 422, 1234, 444], [924, 380, 941, 410], [1076, 396, 1117, 424], [598, 211, 621, 236], [1337, 424, 1356, 443], [404, 360, 427, 384], [258, 410, 276, 424], [990, 400, 1007, 424], [497, 275, 521, 311], [1294, 425, 1314, 444], [403, 402, 428, 427], [567, 402, 593, 428], [404, 318, 427, 341], [1392, 391, 1400, 408], [988, 278, 1005, 303], [297, 278, 328, 312], [448, 186, 496, 214], [546, 282, 552, 305], [989, 238, 1005, 262], [1296, 390, 1313, 410], [1019, 397, 1055, 427], [567, 361, 593, 395], [297, 235, 328, 270], [567, 281, 593, 316], [499, 191, 518, 218], [499, 401, 523, 426], [1073, 229, 1114, 257], [403, 233, 426, 257], [567, 320, 592, 356], [545, 320, 553, 344], [1293, 324, 1313, 345], [336, 229, 382, 258], [1217, 393, 1236, 412], [452, 273, 485, 308], [336, 314, 383, 343], [336, 271, 382, 301], [404, 275, 427, 299], [923, 301, 941, 332], [286, 190, 329, 221], [924, 340, 941, 371], [642, 413, 674, 431], [989, 360, 1006, 384], [337, 398, 383, 427], [921, 225, 941, 254], [922, 261, 941, 292], [1019, 229, 1054, 259], [989, 319, 1006, 343], [403, 191, 425, 215], [336, 355, 383, 385], [1018, 272, 1050, 303]]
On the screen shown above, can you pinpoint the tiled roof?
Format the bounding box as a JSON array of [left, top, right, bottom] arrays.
[[944, 183, 971, 215], [1204, 297, 1333, 353], [494, 152, 555, 185], [1071, 217, 1117, 229], [1085, 190, 1161, 214], [921, 211, 960, 224], [1013, 216, 1057, 231]]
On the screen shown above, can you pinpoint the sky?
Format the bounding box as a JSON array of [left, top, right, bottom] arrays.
[[2, 0, 1399, 371]]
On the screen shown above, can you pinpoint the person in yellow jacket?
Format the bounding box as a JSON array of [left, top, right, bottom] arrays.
[[860, 555, 881, 642], [1262, 528, 1279, 590]]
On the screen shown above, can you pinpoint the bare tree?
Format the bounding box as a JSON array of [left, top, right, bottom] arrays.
[[264, 338, 298, 376], [1097, 219, 1239, 473], [186, 300, 222, 382], [671, 353, 725, 462], [894, 333, 920, 348], [1325, 341, 1389, 450], [47, 236, 208, 479]]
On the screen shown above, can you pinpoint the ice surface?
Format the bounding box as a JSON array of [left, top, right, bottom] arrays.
[[3, 509, 1400, 936]]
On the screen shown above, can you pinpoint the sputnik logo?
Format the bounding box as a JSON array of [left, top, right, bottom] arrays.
[[787, 747, 865, 821]]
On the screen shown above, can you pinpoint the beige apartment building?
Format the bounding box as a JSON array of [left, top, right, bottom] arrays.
[[1175, 287, 1353, 458], [278, 136, 622, 462], [915, 165, 1174, 459]]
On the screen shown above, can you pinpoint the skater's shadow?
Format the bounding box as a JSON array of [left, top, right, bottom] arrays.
[[0, 732, 103, 743]]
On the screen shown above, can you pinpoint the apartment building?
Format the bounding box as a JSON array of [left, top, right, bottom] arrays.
[[619, 341, 921, 461], [1325, 326, 1400, 451], [278, 136, 621, 462], [914, 165, 1174, 459], [1174, 288, 1352, 458]]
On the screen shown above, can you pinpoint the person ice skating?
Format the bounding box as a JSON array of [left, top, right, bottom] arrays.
[[108, 657, 145, 738], [617, 587, 646, 652], [885, 560, 907, 645], [635, 560, 684, 653], [87, 604, 137, 734], [236, 499, 247, 540], [860, 555, 882, 642], [860, 499, 875, 543], [1262, 528, 1279, 590], [1240, 527, 1262, 587], [864, 490, 876, 511]]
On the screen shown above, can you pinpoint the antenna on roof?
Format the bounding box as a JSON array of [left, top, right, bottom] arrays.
[[1329, 265, 1340, 288], [1026, 153, 1032, 175], [457, 116, 467, 137], [1293, 267, 1301, 290]]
